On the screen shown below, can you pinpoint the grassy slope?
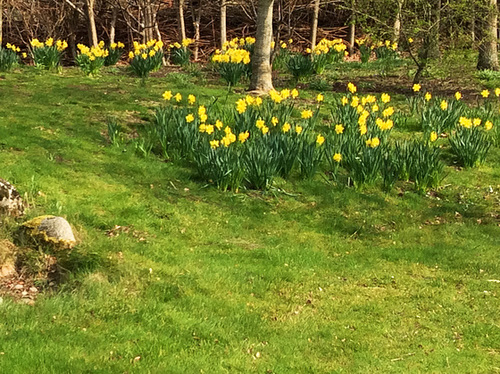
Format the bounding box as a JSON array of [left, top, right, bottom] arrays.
[[0, 65, 499, 373]]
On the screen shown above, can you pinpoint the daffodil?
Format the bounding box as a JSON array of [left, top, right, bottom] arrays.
[[185, 114, 195, 123], [316, 134, 325, 146], [301, 110, 313, 119], [162, 90, 173, 100], [188, 94, 196, 105], [381, 93, 391, 103], [481, 89, 490, 98], [412, 83, 421, 92], [335, 124, 344, 134], [316, 93, 324, 102], [333, 153, 342, 162], [430, 131, 438, 142], [424, 92, 432, 101]]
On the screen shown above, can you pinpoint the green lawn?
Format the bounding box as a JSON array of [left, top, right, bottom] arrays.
[[0, 64, 499, 373]]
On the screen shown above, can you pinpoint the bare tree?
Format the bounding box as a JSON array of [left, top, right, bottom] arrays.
[[220, 0, 227, 46], [311, 0, 320, 49], [477, 0, 499, 70], [249, 0, 274, 93], [176, 0, 187, 41], [393, 0, 403, 42], [86, 0, 98, 46]]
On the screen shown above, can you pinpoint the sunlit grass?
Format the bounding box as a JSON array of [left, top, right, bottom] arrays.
[[0, 63, 499, 373]]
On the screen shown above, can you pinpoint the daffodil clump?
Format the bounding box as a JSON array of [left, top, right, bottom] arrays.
[[128, 39, 164, 78], [30, 37, 68, 69], [211, 46, 251, 86], [419, 87, 464, 136], [75, 41, 109, 76], [0, 43, 20, 71], [310, 38, 347, 73], [414, 85, 496, 167], [449, 116, 494, 167], [372, 39, 399, 60], [356, 38, 371, 63], [169, 38, 194, 66], [149, 87, 328, 190], [286, 38, 347, 78], [104, 41, 125, 66]]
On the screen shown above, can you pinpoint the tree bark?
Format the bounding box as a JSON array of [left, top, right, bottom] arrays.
[[249, 0, 274, 93], [220, 0, 227, 47], [110, 6, 118, 44], [86, 0, 98, 47], [311, 0, 320, 50], [393, 0, 403, 42], [348, 0, 355, 55], [191, 0, 202, 61], [177, 0, 187, 41], [477, 0, 499, 70], [0, 0, 3, 46]]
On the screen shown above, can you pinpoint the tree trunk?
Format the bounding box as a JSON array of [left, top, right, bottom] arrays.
[[220, 0, 227, 47], [311, 0, 320, 50], [110, 6, 118, 44], [428, 0, 441, 59], [191, 1, 202, 61], [0, 0, 3, 46], [393, 0, 403, 42], [477, 0, 499, 70], [348, 0, 355, 55], [177, 0, 187, 41], [249, 0, 274, 93], [86, 0, 98, 47]]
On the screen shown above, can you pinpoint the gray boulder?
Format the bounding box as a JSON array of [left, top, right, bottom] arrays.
[[22, 215, 76, 249]]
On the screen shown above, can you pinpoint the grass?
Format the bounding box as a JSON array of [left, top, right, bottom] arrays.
[[0, 61, 499, 373]]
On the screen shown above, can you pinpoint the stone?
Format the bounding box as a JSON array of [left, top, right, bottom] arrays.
[[0, 178, 25, 217], [0, 239, 17, 278], [22, 215, 76, 249]]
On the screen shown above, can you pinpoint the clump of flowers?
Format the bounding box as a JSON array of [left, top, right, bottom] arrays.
[[128, 39, 164, 78], [0, 43, 20, 71], [169, 38, 194, 66], [212, 46, 251, 86], [373, 40, 399, 60], [105, 41, 125, 66], [30, 37, 68, 69], [449, 116, 494, 167], [75, 41, 109, 76], [311, 38, 347, 73]]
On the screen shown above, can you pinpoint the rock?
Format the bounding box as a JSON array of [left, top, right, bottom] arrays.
[[22, 215, 76, 249], [0, 239, 17, 278], [0, 178, 25, 217]]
